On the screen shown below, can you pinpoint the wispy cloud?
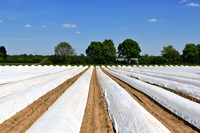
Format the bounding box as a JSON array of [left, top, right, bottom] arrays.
[[187, 3, 200, 7], [0, 20, 3, 23], [179, 0, 187, 3], [122, 26, 129, 30], [148, 19, 158, 22], [8, 17, 16, 20], [24, 24, 32, 28], [62, 24, 76, 28], [41, 25, 47, 28], [75, 31, 81, 34]]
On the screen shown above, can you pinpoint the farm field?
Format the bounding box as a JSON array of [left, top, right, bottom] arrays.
[[0, 65, 200, 133]]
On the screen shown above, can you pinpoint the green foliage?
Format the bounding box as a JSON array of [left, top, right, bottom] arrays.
[[182, 43, 198, 63], [0, 46, 7, 60], [0, 63, 33, 66], [70, 55, 85, 64], [4, 54, 46, 63], [33, 57, 42, 63], [0, 57, 4, 62], [117, 39, 141, 63], [85, 39, 116, 64], [102, 39, 116, 64], [54, 42, 76, 63], [161, 45, 180, 63], [197, 44, 200, 62], [16, 58, 23, 62], [86, 41, 102, 64], [40, 58, 52, 65], [151, 56, 168, 64], [138, 54, 153, 64]]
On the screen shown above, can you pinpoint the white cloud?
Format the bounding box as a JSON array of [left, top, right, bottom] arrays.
[[179, 0, 187, 3], [148, 19, 158, 22], [75, 31, 81, 34], [187, 3, 200, 7], [8, 17, 16, 20], [41, 25, 47, 28], [24, 24, 32, 28], [0, 20, 3, 23], [62, 24, 76, 28]]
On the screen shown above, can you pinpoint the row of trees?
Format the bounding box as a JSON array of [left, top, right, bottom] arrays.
[[53, 39, 141, 64], [0, 40, 200, 65], [139, 43, 200, 65]]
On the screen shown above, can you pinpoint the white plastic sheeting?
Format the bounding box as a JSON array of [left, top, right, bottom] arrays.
[[103, 67, 200, 130], [0, 65, 73, 85], [96, 67, 170, 133], [0, 67, 76, 98], [0, 66, 87, 124], [115, 66, 200, 87], [108, 67, 200, 99], [26, 66, 93, 133]]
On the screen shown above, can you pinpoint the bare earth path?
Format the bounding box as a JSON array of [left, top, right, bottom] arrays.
[[80, 67, 114, 133], [1, 66, 200, 133], [102, 67, 200, 133], [0, 68, 88, 133]]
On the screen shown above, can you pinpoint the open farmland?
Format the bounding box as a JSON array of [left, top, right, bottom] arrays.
[[0, 65, 200, 133]]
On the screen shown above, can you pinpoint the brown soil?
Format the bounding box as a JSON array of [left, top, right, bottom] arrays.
[[80, 67, 114, 133], [0, 68, 88, 133], [134, 77, 200, 104], [102, 67, 200, 133], [158, 85, 200, 104]]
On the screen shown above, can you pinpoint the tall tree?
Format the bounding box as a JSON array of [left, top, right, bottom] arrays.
[[54, 42, 76, 63], [85, 39, 116, 64], [161, 45, 180, 63], [0, 46, 7, 60], [182, 43, 198, 63], [117, 39, 141, 63], [85, 41, 102, 64], [102, 39, 116, 63], [196, 44, 200, 62]]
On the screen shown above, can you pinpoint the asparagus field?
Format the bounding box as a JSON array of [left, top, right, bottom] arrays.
[[0, 65, 200, 133]]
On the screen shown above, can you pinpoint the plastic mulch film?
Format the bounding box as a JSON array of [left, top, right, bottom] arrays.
[[25, 66, 93, 133], [103, 66, 200, 130], [108, 66, 200, 99], [97, 67, 170, 133], [0, 66, 87, 124]]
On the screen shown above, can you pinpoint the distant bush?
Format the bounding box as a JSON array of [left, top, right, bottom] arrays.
[[0, 57, 4, 62], [33, 57, 42, 63], [16, 58, 23, 62], [40, 58, 52, 65]]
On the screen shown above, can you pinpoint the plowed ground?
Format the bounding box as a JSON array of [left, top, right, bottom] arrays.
[[1, 66, 200, 133], [80, 67, 114, 133], [0, 68, 88, 133], [102, 67, 200, 133]]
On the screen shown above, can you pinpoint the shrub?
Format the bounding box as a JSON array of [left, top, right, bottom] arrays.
[[40, 58, 52, 65]]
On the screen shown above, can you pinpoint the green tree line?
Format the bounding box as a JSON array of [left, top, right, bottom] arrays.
[[0, 40, 200, 65]]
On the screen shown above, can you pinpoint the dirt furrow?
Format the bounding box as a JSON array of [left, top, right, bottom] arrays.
[[102, 67, 200, 133], [0, 68, 88, 133], [132, 76, 200, 104], [80, 67, 114, 133]]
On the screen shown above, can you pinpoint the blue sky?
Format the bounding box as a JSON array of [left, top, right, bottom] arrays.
[[0, 0, 200, 56]]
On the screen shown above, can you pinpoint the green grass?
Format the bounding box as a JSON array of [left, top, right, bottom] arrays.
[[0, 63, 35, 66]]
